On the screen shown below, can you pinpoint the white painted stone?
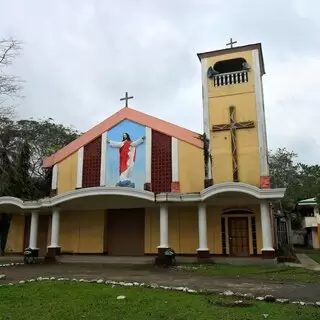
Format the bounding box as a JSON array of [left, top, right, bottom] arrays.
[[187, 289, 197, 293], [97, 279, 104, 284], [133, 282, 139, 286], [315, 302, 320, 307], [19, 280, 25, 284], [150, 283, 158, 288], [72, 278, 78, 282], [50, 277, 56, 280], [299, 302, 305, 306], [79, 279, 84, 282], [256, 297, 264, 301], [117, 295, 126, 300], [123, 283, 133, 287], [0, 274, 6, 280], [276, 298, 289, 304], [223, 290, 234, 296]]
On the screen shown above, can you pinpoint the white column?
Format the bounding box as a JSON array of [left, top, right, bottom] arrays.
[[51, 164, 58, 190], [260, 201, 274, 251], [76, 147, 84, 188], [29, 211, 39, 249], [171, 137, 179, 181], [100, 132, 107, 186], [197, 203, 209, 251], [49, 208, 60, 248], [145, 127, 152, 186], [158, 204, 169, 249]]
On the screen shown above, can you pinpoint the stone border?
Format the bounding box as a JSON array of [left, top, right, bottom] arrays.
[[0, 276, 319, 307], [0, 262, 24, 268]]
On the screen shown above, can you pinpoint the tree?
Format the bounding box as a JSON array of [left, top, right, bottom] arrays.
[[269, 148, 300, 213], [0, 117, 20, 197], [0, 39, 22, 98], [17, 118, 80, 178]]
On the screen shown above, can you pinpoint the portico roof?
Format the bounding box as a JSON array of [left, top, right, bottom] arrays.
[[0, 182, 286, 212]]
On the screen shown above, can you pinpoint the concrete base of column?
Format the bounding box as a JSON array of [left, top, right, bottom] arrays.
[[45, 246, 61, 262], [197, 249, 210, 260], [261, 249, 276, 259], [157, 247, 169, 254]]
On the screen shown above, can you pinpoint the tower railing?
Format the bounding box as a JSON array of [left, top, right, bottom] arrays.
[[213, 70, 249, 87]]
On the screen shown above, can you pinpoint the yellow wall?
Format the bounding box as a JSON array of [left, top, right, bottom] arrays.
[[178, 140, 204, 192], [145, 206, 198, 254], [60, 210, 104, 253], [57, 152, 78, 194], [5, 215, 25, 253], [206, 50, 261, 186], [145, 207, 159, 253]]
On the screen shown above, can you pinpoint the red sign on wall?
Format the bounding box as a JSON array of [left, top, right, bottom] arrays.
[[260, 176, 271, 189]]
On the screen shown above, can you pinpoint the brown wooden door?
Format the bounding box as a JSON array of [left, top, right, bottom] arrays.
[[107, 208, 145, 256], [228, 217, 250, 256]]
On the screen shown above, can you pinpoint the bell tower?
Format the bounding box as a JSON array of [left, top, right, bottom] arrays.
[[198, 42, 270, 189]]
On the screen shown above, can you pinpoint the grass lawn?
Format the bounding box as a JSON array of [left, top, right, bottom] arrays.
[[0, 282, 319, 320], [176, 263, 320, 282]]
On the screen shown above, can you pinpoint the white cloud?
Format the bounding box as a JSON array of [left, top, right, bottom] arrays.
[[1, 0, 319, 164]]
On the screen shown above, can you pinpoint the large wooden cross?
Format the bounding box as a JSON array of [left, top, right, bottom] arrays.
[[212, 106, 255, 182], [120, 92, 134, 108]]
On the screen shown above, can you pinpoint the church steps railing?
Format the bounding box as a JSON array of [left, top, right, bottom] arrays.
[[213, 70, 249, 87]]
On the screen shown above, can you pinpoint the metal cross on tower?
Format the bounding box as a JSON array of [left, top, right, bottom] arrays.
[[120, 92, 134, 108], [226, 38, 237, 48]]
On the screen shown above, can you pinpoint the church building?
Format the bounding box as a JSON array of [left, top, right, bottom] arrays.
[[0, 42, 285, 260]]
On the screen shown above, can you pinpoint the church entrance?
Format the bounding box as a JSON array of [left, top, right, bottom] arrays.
[[228, 217, 250, 256], [107, 208, 145, 256], [23, 214, 50, 257]]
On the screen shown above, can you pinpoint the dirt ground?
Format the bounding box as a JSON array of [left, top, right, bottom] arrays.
[[1, 263, 320, 302]]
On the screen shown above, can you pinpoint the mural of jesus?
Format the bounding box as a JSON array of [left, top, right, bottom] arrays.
[[107, 133, 145, 188]]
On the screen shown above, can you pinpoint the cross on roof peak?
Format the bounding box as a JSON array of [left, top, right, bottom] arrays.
[[120, 92, 134, 108], [226, 38, 237, 48]]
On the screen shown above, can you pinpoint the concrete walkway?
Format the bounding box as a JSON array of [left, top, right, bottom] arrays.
[[0, 255, 277, 266], [292, 254, 320, 271]]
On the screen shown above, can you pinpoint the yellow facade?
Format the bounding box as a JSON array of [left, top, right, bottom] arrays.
[[6, 204, 264, 256], [206, 50, 261, 186], [178, 140, 204, 192], [57, 152, 78, 194], [59, 210, 105, 253], [5, 215, 25, 253]]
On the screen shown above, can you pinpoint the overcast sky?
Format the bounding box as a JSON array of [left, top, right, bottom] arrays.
[[1, 0, 320, 164]]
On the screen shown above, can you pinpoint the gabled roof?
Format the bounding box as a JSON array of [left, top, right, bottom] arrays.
[[43, 106, 202, 168]]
